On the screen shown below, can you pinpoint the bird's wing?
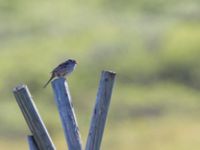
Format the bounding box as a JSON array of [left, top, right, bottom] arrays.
[[53, 61, 68, 72], [50, 62, 63, 73]]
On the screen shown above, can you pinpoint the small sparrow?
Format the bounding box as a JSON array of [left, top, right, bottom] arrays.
[[43, 59, 77, 88]]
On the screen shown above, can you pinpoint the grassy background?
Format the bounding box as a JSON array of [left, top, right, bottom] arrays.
[[0, 0, 200, 149]]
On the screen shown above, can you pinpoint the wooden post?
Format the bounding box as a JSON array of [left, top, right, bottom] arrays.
[[27, 135, 39, 150], [13, 85, 56, 150], [85, 71, 116, 150], [51, 78, 82, 150]]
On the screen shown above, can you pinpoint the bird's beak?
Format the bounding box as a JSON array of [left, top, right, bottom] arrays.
[[75, 61, 78, 64]]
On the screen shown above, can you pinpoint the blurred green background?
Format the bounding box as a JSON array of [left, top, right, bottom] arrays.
[[1, 0, 200, 149]]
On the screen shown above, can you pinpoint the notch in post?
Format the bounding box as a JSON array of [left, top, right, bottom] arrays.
[[27, 135, 39, 150]]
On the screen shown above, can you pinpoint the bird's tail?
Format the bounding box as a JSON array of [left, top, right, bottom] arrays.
[[43, 75, 54, 88]]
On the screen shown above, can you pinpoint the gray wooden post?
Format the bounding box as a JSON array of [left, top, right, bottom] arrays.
[[51, 78, 82, 150], [13, 85, 56, 150], [85, 71, 116, 150], [27, 135, 39, 150]]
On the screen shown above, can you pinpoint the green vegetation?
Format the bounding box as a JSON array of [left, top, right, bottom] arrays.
[[0, 0, 200, 149]]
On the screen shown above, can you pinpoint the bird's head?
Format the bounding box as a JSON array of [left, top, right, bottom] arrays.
[[66, 59, 77, 65]]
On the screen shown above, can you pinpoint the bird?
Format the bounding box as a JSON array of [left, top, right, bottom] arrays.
[[43, 59, 77, 88]]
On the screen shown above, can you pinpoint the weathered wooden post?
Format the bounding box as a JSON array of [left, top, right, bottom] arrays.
[[51, 78, 83, 150], [86, 71, 116, 150], [27, 135, 39, 150], [13, 70, 116, 150], [13, 85, 56, 150]]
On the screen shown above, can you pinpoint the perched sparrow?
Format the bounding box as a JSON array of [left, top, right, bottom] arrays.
[[43, 59, 77, 88]]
